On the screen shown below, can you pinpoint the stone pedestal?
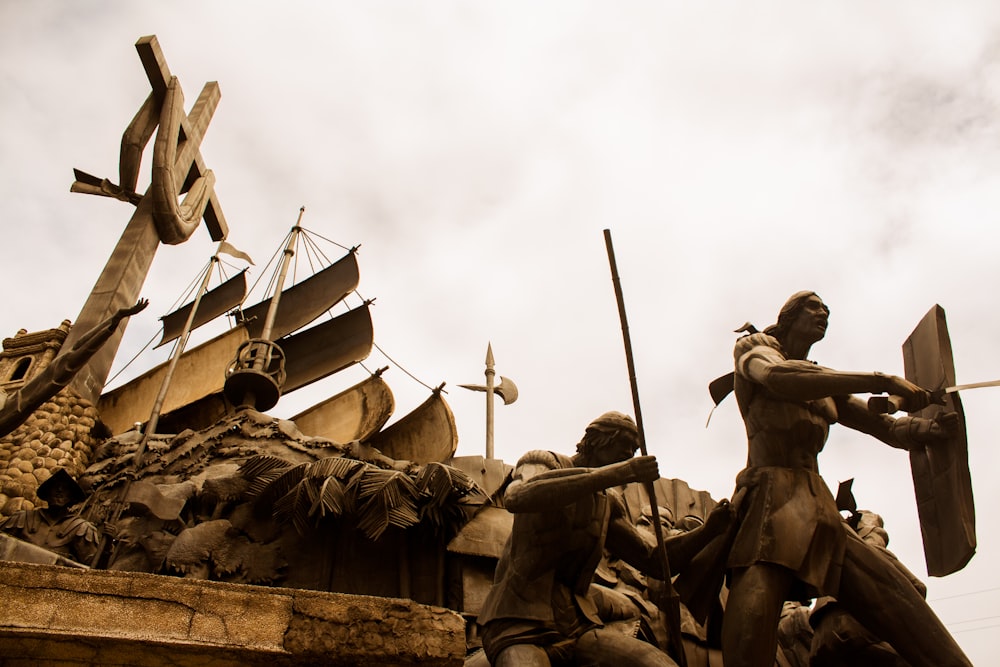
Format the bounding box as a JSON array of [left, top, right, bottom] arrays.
[[0, 561, 465, 666]]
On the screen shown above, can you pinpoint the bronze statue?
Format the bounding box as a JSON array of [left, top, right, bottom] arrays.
[[0, 299, 148, 437], [0, 468, 99, 564], [721, 291, 970, 667], [477, 411, 730, 666], [808, 510, 917, 667]]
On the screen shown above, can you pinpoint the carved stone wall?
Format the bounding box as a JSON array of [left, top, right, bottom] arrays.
[[0, 560, 466, 666], [0, 389, 101, 515], [0, 321, 70, 391], [0, 323, 104, 516]]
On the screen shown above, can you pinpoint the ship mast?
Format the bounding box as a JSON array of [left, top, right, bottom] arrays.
[[223, 208, 305, 411], [93, 242, 233, 567], [259, 208, 304, 340], [144, 244, 226, 437]]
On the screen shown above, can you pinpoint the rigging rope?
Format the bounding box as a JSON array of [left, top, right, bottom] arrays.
[[105, 221, 441, 399]]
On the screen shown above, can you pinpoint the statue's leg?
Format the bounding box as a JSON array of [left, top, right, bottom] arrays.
[[721, 563, 795, 667], [836, 536, 972, 667], [491, 643, 551, 667], [574, 627, 678, 666]]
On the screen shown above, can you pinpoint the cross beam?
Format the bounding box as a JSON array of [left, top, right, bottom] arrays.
[[63, 35, 228, 405], [136, 35, 227, 241]]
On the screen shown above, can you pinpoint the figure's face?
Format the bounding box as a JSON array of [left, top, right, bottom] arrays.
[[789, 295, 830, 344], [46, 484, 73, 508], [590, 429, 640, 467]]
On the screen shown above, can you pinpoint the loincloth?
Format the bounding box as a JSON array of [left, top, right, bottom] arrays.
[[728, 466, 846, 598]]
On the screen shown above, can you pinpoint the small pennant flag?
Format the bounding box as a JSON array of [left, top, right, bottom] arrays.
[[218, 240, 254, 265]]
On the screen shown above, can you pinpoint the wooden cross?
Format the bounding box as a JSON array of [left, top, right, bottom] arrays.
[[64, 35, 229, 404]]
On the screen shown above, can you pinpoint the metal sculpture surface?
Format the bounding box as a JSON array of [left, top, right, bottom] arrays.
[[476, 412, 731, 666], [719, 291, 971, 667], [898, 305, 976, 575], [0, 468, 99, 565], [66, 35, 227, 404], [0, 299, 147, 438]]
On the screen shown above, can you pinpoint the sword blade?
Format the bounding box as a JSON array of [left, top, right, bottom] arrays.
[[944, 378, 1000, 393]]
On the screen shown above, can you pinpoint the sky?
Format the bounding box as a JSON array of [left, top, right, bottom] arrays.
[[1, 2, 998, 661]]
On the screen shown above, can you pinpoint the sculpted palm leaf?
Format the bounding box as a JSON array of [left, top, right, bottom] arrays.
[[273, 479, 315, 536], [355, 469, 420, 540], [311, 476, 349, 519], [416, 462, 485, 532], [306, 456, 365, 480], [239, 455, 297, 497], [250, 462, 308, 512], [416, 462, 454, 506], [240, 454, 296, 479]]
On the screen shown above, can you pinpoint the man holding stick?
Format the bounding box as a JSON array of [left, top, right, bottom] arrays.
[[478, 411, 731, 666]]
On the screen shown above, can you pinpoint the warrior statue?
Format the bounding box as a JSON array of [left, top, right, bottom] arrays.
[[721, 291, 970, 667]]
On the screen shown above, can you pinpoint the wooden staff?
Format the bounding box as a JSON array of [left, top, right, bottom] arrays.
[[603, 228, 688, 667]]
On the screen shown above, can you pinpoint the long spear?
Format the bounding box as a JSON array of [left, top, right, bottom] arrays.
[[603, 228, 687, 667]]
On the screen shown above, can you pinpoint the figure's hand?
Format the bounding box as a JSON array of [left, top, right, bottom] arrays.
[[883, 375, 933, 412], [933, 411, 960, 434], [617, 455, 660, 485], [916, 412, 960, 444], [119, 298, 149, 318], [109, 298, 149, 325], [892, 412, 958, 448], [703, 499, 735, 536]]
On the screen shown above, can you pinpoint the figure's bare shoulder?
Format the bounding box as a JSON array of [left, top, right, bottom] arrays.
[[517, 450, 565, 468], [734, 332, 786, 377], [512, 450, 571, 482], [734, 332, 782, 360]]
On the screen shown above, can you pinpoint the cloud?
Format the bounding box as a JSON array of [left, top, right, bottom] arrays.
[[2, 5, 998, 662]]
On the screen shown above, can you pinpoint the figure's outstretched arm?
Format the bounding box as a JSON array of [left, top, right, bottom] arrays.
[[0, 299, 149, 438], [608, 499, 734, 579], [505, 456, 659, 513], [836, 395, 957, 450], [739, 343, 931, 408]]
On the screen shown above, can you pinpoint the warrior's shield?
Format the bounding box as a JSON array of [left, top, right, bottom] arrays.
[[903, 305, 976, 576]]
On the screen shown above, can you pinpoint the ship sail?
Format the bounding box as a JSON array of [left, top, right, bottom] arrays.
[[98, 303, 373, 435], [279, 304, 374, 393], [363, 388, 458, 464], [239, 250, 359, 340], [290, 372, 395, 443], [155, 269, 248, 348]]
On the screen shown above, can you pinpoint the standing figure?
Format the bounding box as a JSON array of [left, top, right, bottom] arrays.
[[478, 411, 730, 667], [0, 468, 99, 564], [722, 291, 970, 667]]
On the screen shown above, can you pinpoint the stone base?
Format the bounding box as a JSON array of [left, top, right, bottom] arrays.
[[0, 561, 465, 666]]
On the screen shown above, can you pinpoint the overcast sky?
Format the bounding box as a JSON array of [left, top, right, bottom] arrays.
[[2, 2, 998, 661]]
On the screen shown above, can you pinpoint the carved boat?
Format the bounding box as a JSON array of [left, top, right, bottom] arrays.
[[363, 387, 458, 464]]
